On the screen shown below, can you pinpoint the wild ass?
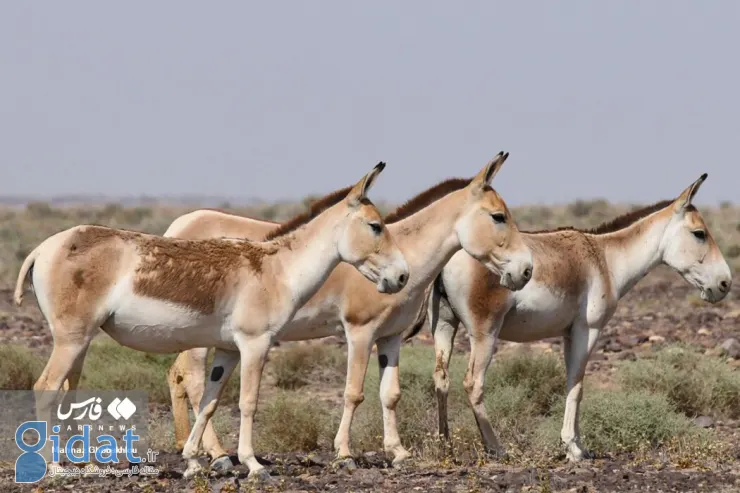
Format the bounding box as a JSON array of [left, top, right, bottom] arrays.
[[162, 152, 534, 472], [14, 163, 410, 480], [428, 173, 733, 461]]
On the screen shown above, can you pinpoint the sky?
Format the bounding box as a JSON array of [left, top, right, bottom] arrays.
[[1, 1, 738, 206]]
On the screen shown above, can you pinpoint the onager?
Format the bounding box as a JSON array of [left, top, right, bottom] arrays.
[[14, 163, 410, 480], [164, 152, 534, 472], [429, 173, 733, 461]]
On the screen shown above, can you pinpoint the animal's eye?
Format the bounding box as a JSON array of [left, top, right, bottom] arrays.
[[369, 222, 383, 235], [692, 230, 706, 241], [491, 213, 506, 224]]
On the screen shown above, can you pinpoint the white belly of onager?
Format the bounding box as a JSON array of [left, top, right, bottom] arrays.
[[103, 288, 236, 353], [498, 284, 578, 343]]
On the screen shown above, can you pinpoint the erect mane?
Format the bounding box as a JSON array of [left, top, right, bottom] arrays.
[[526, 199, 676, 235], [384, 178, 472, 224], [262, 185, 354, 240]]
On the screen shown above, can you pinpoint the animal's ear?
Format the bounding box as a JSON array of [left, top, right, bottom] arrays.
[[470, 152, 509, 193], [674, 173, 707, 212], [347, 161, 386, 206]]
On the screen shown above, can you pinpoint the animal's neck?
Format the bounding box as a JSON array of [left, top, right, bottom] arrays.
[[265, 210, 342, 308], [388, 191, 464, 292], [598, 208, 671, 299]]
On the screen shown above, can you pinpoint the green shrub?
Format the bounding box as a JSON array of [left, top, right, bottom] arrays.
[[537, 389, 698, 455], [619, 344, 740, 419]]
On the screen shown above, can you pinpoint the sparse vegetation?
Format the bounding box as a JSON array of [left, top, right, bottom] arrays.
[[0, 340, 732, 465], [271, 343, 346, 390], [255, 391, 332, 452], [619, 344, 740, 419], [0, 344, 44, 390], [0, 197, 738, 491], [537, 389, 700, 456]]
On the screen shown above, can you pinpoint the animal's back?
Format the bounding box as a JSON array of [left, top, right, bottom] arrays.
[[165, 209, 277, 241]]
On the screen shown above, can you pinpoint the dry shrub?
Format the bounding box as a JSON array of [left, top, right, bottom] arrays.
[[0, 344, 44, 390], [270, 343, 346, 390], [619, 344, 740, 419], [255, 391, 331, 452]]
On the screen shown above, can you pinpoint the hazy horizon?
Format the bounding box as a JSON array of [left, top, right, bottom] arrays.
[[2, 2, 738, 207]]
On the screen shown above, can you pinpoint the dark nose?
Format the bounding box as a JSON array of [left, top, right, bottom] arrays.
[[719, 279, 731, 293], [397, 273, 407, 288], [522, 267, 532, 281]]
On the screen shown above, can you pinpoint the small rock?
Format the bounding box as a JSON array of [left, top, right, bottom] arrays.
[[724, 309, 740, 319], [697, 327, 711, 336], [603, 339, 623, 353], [353, 469, 384, 485], [615, 351, 637, 361], [694, 416, 715, 428], [626, 335, 649, 347], [649, 335, 666, 343], [589, 352, 608, 361], [721, 338, 740, 359]]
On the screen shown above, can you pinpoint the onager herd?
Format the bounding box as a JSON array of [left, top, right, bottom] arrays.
[[14, 153, 732, 480]]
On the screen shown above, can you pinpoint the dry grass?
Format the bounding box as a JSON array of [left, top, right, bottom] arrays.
[[271, 343, 346, 390], [255, 391, 333, 452], [0, 344, 44, 390]]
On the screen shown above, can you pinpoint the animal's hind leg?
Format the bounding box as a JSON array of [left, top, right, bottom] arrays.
[[463, 328, 505, 457], [174, 348, 233, 471], [182, 348, 239, 478], [429, 289, 460, 443], [63, 341, 90, 391], [167, 351, 193, 452], [33, 335, 93, 463], [560, 321, 601, 461]]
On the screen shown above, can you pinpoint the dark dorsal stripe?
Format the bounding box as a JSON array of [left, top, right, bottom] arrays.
[[384, 178, 472, 224], [262, 186, 353, 241], [526, 199, 677, 235]]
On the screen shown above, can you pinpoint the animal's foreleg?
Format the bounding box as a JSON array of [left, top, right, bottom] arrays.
[[375, 334, 409, 465], [234, 332, 272, 481], [182, 348, 239, 478], [561, 323, 601, 461], [333, 331, 374, 463]]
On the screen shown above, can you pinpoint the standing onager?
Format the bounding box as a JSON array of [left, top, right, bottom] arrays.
[[429, 173, 733, 461], [163, 152, 534, 472], [14, 163, 409, 480]]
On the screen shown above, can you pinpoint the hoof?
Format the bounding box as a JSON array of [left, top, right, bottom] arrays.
[[183, 463, 204, 479], [332, 457, 358, 471], [391, 451, 411, 468], [247, 468, 272, 483], [565, 444, 591, 462], [210, 455, 234, 474]]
